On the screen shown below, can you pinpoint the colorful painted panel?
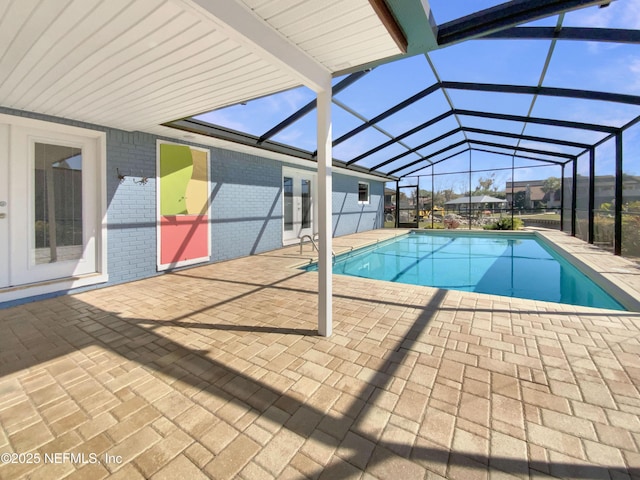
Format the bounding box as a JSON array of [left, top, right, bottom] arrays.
[[160, 215, 209, 265], [159, 144, 193, 215], [185, 149, 208, 214], [158, 144, 210, 269]]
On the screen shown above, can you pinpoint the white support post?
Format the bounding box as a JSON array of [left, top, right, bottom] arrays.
[[317, 86, 332, 337]]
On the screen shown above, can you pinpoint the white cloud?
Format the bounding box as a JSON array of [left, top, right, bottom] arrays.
[[196, 110, 247, 132], [628, 58, 640, 92], [265, 88, 312, 116], [570, 0, 640, 29], [570, 0, 640, 53]]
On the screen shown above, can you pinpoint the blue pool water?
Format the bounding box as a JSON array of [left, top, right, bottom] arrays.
[[306, 232, 625, 310]]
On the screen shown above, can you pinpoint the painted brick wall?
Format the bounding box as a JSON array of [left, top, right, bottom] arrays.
[[0, 108, 384, 295], [332, 174, 384, 236], [105, 130, 158, 285], [210, 148, 284, 261]]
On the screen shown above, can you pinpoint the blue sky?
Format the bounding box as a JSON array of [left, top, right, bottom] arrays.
[[196, 0, 640, 187]]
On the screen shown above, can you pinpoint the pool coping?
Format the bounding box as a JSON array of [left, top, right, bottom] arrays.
[[532, 229, 640, 312]]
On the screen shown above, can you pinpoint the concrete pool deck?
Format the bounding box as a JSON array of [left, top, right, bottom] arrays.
[[1, 228, 639, 479]]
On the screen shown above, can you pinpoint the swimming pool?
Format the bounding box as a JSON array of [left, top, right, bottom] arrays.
[[305, 231, 625, 310]]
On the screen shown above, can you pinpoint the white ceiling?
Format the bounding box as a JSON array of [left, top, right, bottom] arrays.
[[0, 0, 403, 132]]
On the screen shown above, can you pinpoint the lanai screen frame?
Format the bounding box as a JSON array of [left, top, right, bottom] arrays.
[[165, 0, 640, 258]]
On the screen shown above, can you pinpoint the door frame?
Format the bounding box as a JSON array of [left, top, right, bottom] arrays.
[[397, 184, 419, 228], [0, 114, 107, 302], [282, 166, 317, 246], [0, 124, 9, 289]]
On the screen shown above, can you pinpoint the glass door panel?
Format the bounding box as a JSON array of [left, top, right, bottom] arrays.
[[284, 176, 293, 232], [282, 168, 315, 245], [34, 143, 83, 265], [301, 179, 311, 229]]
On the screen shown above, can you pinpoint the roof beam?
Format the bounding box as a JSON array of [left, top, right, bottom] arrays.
[[468, 140, 570, 162], [388, 140, 468, 175], [463, 127, 591, 149], [437, 0, 614, 46], [374, 125, 588, 172], [333, 98, 433, 167], [482, 26, 640, 44], [470, 147, 568, 165], [401, 148, 471, 177], [370, 127, 462, 171], [334, 83, 441, 147], [346, 110, 455, 165], [399, 146, 569, 178], [442, 81, 640, 106], [349, 107, 611, 167], [258, 70, 370, 144], [455, 109, 617, 133], [187, 0, 331, 92], [390, 137, 565, 177]]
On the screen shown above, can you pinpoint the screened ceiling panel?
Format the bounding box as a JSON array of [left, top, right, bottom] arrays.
[[530, 95, 639, 129], [355, 148, 423, 171], [400, 115, 462, 147], [370, 132, 465, 173], [468, 143, 563, 165], [466, 132, 520, 147], [456, 115, 528, 134], [330, 103, 368, 140], [415, 131, 467, 157], [428, 39, 550, 85], [517, 139, 583, 156], [270, 109, 317, 151], [544, 41, 640, 97], [445, 90, 535, 117], [352, 141, 422, 167], [466, 131, 583, 156], [332, 126, 392, 162], [375, 90, 452, 139], [469, 150, 518, 171], [194, 85, 315, 136], [514, 156, 561, 169], [521, 122, 608, 146], [431, 150, 473, 173], [333, 56, 437, 119]]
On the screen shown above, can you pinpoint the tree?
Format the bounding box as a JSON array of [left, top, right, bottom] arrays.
[[541, 177, 561, 199], [466, 173, 505, 198], [513, 191, 527, 209]]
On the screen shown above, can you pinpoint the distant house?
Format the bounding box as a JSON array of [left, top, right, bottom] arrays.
[[505, 180, 561, 209], [574, 175, 640, 209], [444, 195, 507, 214], [384, 188, 396, 213]]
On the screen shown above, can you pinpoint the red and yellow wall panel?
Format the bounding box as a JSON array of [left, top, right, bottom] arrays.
[[157, 143, 210, 270]]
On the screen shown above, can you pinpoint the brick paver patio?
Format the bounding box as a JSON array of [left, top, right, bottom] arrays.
[[1, 229, 639, 479]]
